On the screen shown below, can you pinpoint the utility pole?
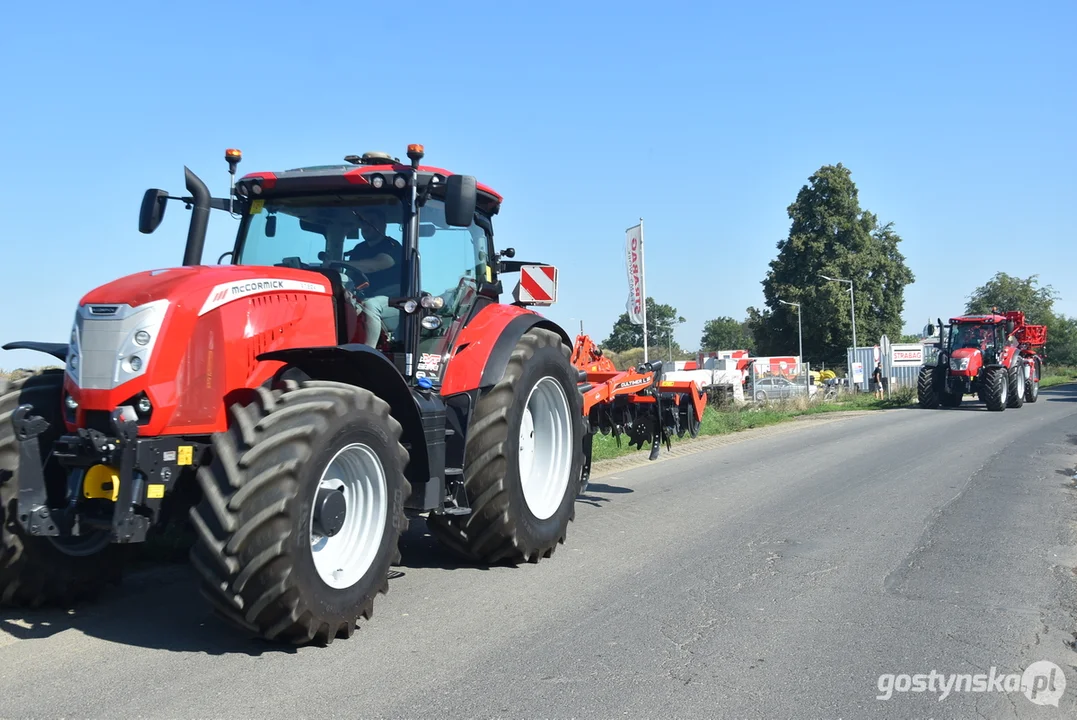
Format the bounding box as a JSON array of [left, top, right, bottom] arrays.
[[779, 299, 807, 396], [820, 274, 857, 386]]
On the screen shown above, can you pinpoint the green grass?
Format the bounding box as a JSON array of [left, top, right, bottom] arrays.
[[590, 388, 915, 462], [1039, 364, 1077, 389]]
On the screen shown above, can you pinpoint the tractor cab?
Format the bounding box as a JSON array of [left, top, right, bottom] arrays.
[[226, 146, 503, 382], [139, 144, 514, 386], [943, 314, 1013, 376]]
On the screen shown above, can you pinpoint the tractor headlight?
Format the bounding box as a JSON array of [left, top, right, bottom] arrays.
[[66, 314, 81, 385], [950, 357, 970, 371], [113, 299, 170, 387]]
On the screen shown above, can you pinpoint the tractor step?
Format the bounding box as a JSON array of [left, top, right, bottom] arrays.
[[440, 467, 471, 515]]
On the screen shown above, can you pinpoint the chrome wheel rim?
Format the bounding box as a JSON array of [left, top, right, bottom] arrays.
[[309, 443, 388, 589], [518, 377, 573, 521]]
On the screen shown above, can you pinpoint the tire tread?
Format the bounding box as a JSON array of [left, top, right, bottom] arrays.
[[427, 328, 585, 565], [188, 379, 409, 645]]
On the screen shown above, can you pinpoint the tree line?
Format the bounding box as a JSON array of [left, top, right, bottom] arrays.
[[602, 163, 1077, 369]]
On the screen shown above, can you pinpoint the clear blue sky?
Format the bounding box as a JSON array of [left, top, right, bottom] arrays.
[[1, 1, 1074, 370]]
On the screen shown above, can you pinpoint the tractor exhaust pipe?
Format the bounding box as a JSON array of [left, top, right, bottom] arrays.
[[182, 166, 211, 266]]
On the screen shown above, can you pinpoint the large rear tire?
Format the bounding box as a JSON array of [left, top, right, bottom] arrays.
[[1006, 363, 1024, 409], [427, 327, 585, 565], [1025, 358, 1040, 403], [983, 366, 1008, 411], [0, 370, 123, 608], [189, 380, 410, 645], [917, 365, 940, 409]]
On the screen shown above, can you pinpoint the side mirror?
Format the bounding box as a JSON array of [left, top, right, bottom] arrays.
[[445, 174, 477, 227], [139, 189, 168, 234], [1006, 319, 1016, 335], [927, 323, 936, 337], [265, 215, 277, 238]]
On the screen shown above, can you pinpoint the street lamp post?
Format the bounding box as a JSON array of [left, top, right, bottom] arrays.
[[779, 299, 808, 396], [820, 274, 857, 387]]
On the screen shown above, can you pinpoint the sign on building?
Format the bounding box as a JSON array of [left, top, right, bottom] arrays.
[[890, 343, 924, 366]]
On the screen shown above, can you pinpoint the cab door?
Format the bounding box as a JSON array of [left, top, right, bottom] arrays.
[[414, 199, 491, 384]]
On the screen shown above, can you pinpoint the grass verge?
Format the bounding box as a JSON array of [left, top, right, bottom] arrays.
[[590, 388, 915, 462], [1039, 364, 1077, 389]]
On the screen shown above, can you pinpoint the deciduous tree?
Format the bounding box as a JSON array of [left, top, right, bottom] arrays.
[[603, 297, 685, 354], [964, 273, 1077, 365], [699, 316, 753, 352], [746, 164, 915, 366]]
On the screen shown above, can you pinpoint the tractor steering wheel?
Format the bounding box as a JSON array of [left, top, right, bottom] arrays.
[[324, 261, 372, 297]]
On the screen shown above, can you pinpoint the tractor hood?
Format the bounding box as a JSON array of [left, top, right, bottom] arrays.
[[80, 265, 332, 313], [948, 347, 983, 375], [60, 264, 340, 436]]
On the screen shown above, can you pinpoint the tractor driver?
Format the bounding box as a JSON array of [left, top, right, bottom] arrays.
[[342, 206, 404, 346]]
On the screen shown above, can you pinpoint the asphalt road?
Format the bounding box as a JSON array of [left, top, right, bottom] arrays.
[[4, 387, 1077, 719]]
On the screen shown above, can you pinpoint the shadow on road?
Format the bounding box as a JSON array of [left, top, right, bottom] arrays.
[[1042, 384, 1077, 404], [0, 565, 297, 657], [0, 486, 628, 654], [585, 482, 633, 495]]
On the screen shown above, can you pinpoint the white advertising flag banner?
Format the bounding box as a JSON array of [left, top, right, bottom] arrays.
[[625, 223, 644, 325]]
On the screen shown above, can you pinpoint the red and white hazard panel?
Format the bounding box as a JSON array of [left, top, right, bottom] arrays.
[[513, 265, 558, 305]]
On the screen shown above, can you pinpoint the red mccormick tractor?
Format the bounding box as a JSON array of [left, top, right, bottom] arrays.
[[0, 145, 593, 644], [917, 310, 1046, 411]]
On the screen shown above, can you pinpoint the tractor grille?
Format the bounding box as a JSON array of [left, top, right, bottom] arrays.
[[72, 301, 168, 391], [77, 316, 130, 390]]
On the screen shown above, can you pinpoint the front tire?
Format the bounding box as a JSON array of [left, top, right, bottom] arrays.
[[983, 366, 1008, 411], [428, 328, 585, 565], [0, 370, 123, 608], [189, 380, 410, 645], [917, 365, 941, 409]]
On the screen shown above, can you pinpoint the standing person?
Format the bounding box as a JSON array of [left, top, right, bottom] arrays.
[[871, 362, 883, 399]]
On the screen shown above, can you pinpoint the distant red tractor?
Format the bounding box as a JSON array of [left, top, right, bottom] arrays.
[[917, 310, 1046, 411]]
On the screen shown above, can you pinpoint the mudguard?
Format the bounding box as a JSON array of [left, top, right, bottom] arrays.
[[258, 344, 429, 504], [2, 341, 70, 362], [439, 304, 571, 397]]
